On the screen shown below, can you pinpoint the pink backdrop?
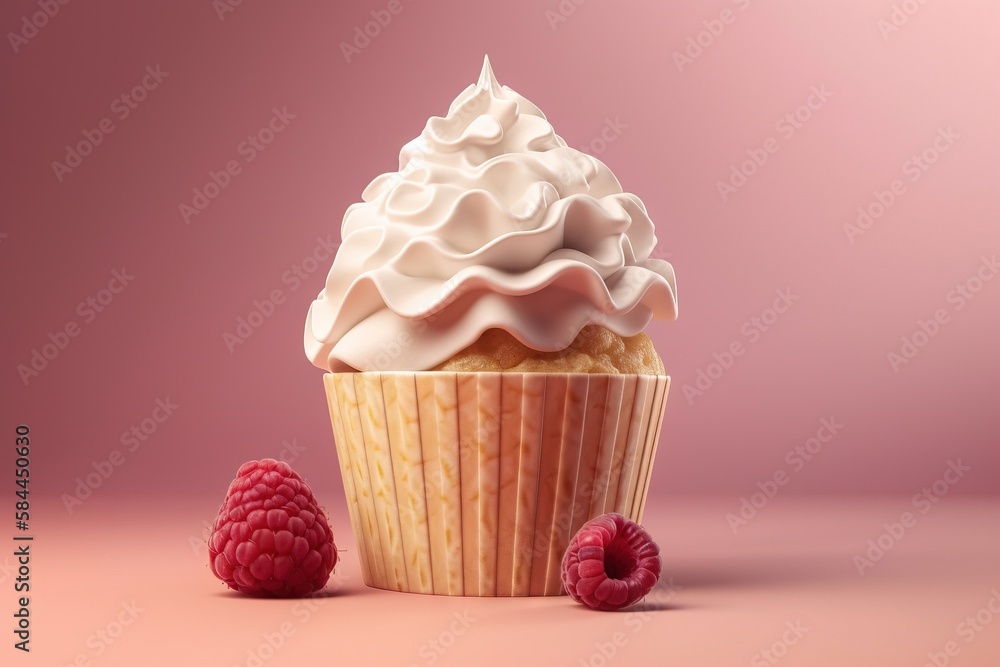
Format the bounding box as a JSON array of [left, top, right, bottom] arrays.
[[4, 0, 999, 504]]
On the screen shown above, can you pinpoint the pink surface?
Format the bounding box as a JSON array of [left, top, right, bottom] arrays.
[[18, 495, 1000, 666]]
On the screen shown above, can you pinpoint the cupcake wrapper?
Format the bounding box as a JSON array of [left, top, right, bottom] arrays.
[[324, 372, 669, 596]]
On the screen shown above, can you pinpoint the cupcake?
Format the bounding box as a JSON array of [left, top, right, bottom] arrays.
[[304, 57, 677, 596]]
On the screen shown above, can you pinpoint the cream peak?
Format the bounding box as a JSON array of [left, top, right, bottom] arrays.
[[477, 54, 500, 92]]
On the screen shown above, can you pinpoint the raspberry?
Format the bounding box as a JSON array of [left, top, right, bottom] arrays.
[[561, 513, 661, 610], [209, 459, 337, 597]]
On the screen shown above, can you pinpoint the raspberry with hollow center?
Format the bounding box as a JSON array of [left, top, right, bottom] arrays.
[[209, 459, 337, 597], [561, 512, 661, 610]]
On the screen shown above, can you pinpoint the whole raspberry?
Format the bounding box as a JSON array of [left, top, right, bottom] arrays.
[[561, 513, 661, 610], [209, 459, 337, 597]]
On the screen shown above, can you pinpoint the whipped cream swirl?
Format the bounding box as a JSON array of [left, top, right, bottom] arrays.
[[305, 56, 677, 372]]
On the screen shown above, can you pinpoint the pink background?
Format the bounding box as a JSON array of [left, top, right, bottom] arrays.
[[3, 0, 1000, 664], [4, 0, 998, 498]]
